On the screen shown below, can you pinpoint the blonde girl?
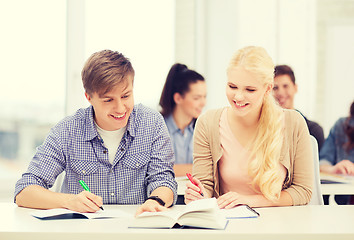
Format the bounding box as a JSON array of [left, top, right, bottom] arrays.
[[185, 46, 313, 207]]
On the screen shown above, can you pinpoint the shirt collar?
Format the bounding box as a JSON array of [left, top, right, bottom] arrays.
[[84, 106, 99, 141], [83, 105, 137, 141], [165, 114, 195, 134]]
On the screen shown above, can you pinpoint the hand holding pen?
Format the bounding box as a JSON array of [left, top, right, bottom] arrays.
[[185, 173, 205, 204], [79, 180, 104, 211], [186, 173, 204, 196]]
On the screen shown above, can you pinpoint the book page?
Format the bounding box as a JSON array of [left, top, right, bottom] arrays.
[[130, 210, 180, 228], [320, 173, 354, 184], [136, 209, 181, 220], [181, 198, 218, 216], [221, 205, 259, 219]]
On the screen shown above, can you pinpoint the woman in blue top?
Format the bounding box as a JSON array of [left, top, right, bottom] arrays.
[[159, 63, 207, 177], [320, 100, 354, 204]]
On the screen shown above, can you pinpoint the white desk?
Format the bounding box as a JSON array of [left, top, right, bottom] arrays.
[[176, 177, 188, 195], [320, 174, 354, 204], [1, 203, 354, 240]]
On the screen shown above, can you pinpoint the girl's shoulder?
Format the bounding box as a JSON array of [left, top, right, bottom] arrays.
[[198, 107, 226, 123]]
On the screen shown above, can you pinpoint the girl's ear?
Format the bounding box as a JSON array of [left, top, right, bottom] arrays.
[[265, 83, 273, 95], [173, 92, 183, 105]]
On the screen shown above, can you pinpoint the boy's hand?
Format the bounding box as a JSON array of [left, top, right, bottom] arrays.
[[135, 199, 168, 217], [64, 191, 103, 213]]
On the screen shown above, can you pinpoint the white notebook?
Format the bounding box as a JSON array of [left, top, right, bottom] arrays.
[[221, 204, 260, 219], [31, 208, 133, 220]]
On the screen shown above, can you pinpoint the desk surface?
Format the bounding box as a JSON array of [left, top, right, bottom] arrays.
[[1, 203, 354, 240], [320, 173, 354, 195]]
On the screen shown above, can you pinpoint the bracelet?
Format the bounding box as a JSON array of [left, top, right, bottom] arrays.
[[146, 196, 165, 206]]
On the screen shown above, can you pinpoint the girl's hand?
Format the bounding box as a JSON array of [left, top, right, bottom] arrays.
[[217, 192, 252, 209], [184, 176, 206, 204], [332, 160, 354, 175]]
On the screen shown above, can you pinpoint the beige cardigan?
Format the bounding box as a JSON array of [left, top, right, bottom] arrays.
[[192, 107, 314, 206]]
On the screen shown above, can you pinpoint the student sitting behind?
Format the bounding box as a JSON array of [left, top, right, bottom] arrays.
[[159, 63, 207, 177], [320, 100, 354, 204], [185, 46, 313, 208], [273, 65, 325, 152], [15, 50, 177, 216]]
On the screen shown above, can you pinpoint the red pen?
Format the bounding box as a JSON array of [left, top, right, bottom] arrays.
[[186, 173, 204, 196]]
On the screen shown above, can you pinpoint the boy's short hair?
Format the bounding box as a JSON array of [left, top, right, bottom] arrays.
[[274, 65, 295, 84], [82, 50, 135, 96]]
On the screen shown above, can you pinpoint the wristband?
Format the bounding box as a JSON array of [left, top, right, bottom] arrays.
[[146, 196, 165, 206]]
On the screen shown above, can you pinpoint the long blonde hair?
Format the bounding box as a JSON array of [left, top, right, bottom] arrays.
[[228, 46, 284, 201]]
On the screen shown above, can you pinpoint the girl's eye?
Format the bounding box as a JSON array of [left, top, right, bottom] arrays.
[[229, 85, 237, 89], [122, 95, 129, 99], [247, 89, 256, 92], [104, 99, 113, 102]]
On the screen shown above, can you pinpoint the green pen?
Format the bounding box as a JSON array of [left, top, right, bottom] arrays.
[[79, 180, 104, 210]]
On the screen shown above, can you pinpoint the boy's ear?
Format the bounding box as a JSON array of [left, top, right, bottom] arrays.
[[173, 92, 182, 105], [85, 92, 91, 102]]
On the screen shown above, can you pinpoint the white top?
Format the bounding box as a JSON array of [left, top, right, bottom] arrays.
[[95, 122, 126, 164]]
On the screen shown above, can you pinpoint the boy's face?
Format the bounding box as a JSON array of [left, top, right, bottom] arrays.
[[85, 75, 134, 131], [273, 74, 297, 109]]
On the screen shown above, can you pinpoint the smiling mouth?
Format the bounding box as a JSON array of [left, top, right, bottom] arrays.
[[234, 101, 248, 107], [111, 113, 126, 119]]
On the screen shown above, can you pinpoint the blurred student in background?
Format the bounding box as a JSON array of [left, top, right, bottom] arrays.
[[320, 100, 354, 204], [159, 63, 207, 177], [273, 65, 324, 151], [185, 46, 313, 208]]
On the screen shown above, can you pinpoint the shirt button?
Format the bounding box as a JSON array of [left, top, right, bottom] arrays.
[[111, 192, 115, 197], [82, 170, 86, 174], [120, 148, 125, 152], [110, 169, 113, 173], [136, 163, 139, 167], [103, 150, 107, 154]]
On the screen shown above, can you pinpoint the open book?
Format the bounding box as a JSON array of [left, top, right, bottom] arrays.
[[31, 208, 132, 220], [129, 198, 228, 229], [320, 172, 354, 184]]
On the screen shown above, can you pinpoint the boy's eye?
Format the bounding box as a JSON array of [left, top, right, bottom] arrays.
[[273, 86, 278, 90], [228, 85, 237, 89], [104, 99, 113, 102], [247, 89, 256, 92]]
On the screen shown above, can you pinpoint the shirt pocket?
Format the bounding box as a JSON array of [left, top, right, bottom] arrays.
[[70, 159, 99, 176], [122, 151, 150, 170]]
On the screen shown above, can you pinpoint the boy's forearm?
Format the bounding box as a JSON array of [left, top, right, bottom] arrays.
[[149, 186, 174, 207], [15, 185, 72, 209]]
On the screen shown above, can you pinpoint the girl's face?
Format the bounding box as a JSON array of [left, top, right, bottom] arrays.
[[175, 80, 207, 119], [226, 66, 272, 119]]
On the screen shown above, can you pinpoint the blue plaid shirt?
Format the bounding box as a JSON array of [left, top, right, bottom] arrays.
[[15, 104, 177, 205]]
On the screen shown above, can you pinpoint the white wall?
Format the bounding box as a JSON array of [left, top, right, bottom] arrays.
[[323, 24, 354, 133], [194, 0, 317, 115]]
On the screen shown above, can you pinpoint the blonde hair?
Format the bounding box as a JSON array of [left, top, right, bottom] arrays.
[[228, 46, 284, 201]]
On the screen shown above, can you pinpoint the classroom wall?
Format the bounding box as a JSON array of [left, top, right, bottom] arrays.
[[174, 0, 354, 136]]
